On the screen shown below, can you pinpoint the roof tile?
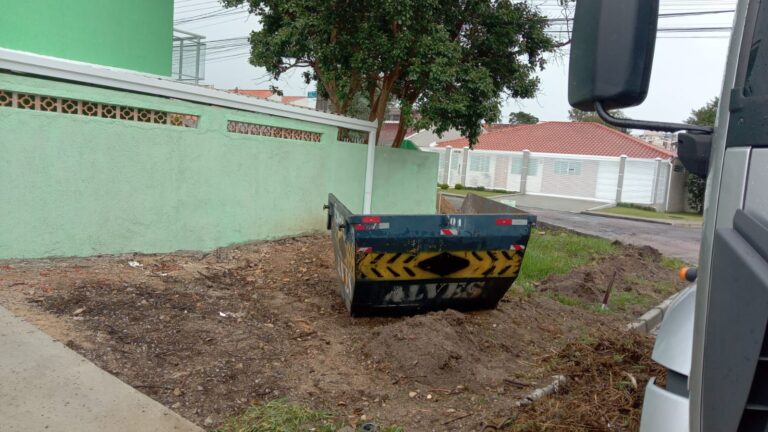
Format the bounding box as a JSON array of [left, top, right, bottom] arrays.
[[436, 122, 675, 159], [230, 89, 274, 99], [378, 122, 416, 146]]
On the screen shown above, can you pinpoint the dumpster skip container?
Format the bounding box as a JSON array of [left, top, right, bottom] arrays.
[[326, 193, 536, 316]]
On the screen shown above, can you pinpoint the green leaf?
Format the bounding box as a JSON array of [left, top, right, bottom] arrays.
[[223, 0, 556, 148]]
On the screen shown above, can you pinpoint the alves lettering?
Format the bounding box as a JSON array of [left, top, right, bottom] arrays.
[[383, 281, 485, 304]]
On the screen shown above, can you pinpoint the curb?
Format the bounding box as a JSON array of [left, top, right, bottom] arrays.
[[586, 202, 616, 212], [627, 290, 684, 334], [438, 192, 518, 200], [438, 192, 465, 198], [582, 210, 703, 228]]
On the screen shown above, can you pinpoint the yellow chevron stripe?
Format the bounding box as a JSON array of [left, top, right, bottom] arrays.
[[356, 250, 523, 281]]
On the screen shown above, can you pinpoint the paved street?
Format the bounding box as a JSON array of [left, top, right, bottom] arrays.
[[442, 194, 702, 263], [531, 209, 701, 264]]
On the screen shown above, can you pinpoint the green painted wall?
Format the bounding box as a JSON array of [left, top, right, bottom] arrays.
[[0, 1, 173, 76], [0, 73, 438, 259]]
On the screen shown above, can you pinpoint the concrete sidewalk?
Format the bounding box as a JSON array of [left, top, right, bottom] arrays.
[[495, 194, 607, 213], [0, 306, 202, 432]]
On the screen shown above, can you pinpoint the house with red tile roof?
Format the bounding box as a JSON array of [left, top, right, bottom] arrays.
[[426, 122, 688, 212], [436, 122, 676, 159], [227, 91, 411, 146], [228, 89, 317, 109]]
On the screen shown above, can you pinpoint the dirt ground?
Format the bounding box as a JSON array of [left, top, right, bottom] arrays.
[[0, 234, 681, 431], [512, 331, 663, 431], [538, 241, 679, 316]]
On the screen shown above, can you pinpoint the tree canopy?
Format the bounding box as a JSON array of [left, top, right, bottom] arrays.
[[508, 111, 539, 125], [686, 97, 719, 127], [567, 108, 629, 133], [222, 0, 556, 147]]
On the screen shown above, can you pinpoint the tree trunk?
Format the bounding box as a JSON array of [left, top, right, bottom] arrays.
[[371, 92, 389, 146], [391, 118, 410, 148], [368, 68, 401, 146], [391, 92, 418, 148]]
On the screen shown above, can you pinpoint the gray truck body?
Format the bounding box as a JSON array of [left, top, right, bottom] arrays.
[[567, 0, 768, 430], [639, 0, 768, 430]]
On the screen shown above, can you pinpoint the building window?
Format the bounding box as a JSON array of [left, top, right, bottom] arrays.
[[469, 155, 491, 173], [510, 157, 539, 176], [554, 160, 582, 176]]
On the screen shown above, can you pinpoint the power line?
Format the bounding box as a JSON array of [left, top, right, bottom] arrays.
[[174, 0, 212, 5], [183, 14, 252, 30], [547, 9, 734, 23], [174, 8, 246, 25], [176, 4, 224, 14], [545, 27, 733, 34], [183, 2, 736, 66]]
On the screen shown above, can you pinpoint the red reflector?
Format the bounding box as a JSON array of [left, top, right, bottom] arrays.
[[496, 218, 513, 226], [354, 224, 366, 231], [362, 216, 381, 224]]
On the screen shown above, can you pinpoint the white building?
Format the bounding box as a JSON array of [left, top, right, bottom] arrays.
[[638, 130, 678, 151], [423, 122, 689, 212]]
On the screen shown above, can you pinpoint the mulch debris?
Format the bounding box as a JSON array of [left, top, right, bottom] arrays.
[[0, 234, 679, 431]]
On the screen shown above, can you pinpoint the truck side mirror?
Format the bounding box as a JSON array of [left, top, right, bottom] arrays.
[[568, 0, 660, 112]]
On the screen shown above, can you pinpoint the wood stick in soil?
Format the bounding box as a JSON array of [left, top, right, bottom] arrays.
[[442, 413, 472, 425], [601, 270, 619, 310]]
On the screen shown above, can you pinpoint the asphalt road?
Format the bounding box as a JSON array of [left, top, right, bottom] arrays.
[[442, 195, 702, 263], [530, 209, 702, 264]]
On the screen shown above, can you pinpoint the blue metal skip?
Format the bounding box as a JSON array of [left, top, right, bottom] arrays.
[[326, 193, 537, 316]]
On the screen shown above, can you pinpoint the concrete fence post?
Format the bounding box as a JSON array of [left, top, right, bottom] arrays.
[[616, 155, 627, 203], [442, 146, 453, 185], [520, 150, 531, 194], [651, 157, 663, 210], [459, 146, 469, 186]]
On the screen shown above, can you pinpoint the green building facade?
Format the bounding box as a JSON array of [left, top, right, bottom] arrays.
[[0, 0, 173, 75], [0, 70, 438, 259]]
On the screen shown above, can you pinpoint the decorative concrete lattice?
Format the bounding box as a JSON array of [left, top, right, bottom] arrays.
[[337, 128, 369, 144], [227, 120, 322, 142], [0, 89, 199, 128]]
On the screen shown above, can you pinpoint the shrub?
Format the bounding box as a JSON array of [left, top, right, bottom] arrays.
[[439, 183, 449, 190], [454, 184, 464, 190], [686, 173, 706, 214], [475, 186, 486, 191]]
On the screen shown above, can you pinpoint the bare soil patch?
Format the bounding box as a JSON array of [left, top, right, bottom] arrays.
[[0, 234, 680, 431], [537, 241, 681, 315]]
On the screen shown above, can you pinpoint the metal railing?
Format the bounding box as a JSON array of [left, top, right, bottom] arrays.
[[172, 28, 206, 84]]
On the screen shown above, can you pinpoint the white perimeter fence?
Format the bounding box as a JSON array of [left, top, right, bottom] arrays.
[[423, 147, 675, 210]]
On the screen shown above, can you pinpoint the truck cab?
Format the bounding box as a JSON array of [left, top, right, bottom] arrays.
[[568, 1, 768, 430]]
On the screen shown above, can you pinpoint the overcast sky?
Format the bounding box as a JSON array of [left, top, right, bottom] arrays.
[[175, 0, 736, 125]]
